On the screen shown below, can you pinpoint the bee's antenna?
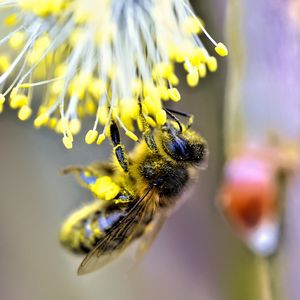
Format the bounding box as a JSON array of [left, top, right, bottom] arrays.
[[164, 108, 183, 132], [164, 108, 194, 129]]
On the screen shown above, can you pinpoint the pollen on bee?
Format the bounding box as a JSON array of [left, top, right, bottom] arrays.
[[90, 176, 120, 200]]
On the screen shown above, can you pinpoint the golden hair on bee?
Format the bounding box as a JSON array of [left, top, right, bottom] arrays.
[[60, 108, 208, 275]]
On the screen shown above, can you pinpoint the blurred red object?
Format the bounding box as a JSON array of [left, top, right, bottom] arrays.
[[219, 146, 284, 256]]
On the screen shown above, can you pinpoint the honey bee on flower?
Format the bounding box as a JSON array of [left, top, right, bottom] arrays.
[[0, 0, 227, 149]]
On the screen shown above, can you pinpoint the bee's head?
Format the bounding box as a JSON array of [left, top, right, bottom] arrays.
[[160, 122, 208, 164]]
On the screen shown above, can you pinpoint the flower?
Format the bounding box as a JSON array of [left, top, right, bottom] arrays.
[[0, 0, 227, 149]]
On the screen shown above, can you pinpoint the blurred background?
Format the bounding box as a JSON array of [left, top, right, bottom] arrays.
[[0, 0, 299, 299]]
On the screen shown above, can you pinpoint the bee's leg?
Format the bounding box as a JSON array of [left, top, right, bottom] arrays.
[[110, 121, 129, 173], [164, 108, 194, 129], [138, 103, 158, 153]]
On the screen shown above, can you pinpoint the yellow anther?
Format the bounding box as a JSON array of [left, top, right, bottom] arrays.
[[55, 118, 64, 133], [119, 98, 137, 119], [198, 63, 207, 78], [125, 130, 138, 142], [132, 78, 142, 95], [88, 78, 106, 99], [0, 94, 5, 105], [85, 129, 98, 144], [50, 81, 64, 95], [69, 118, 81, 135], [48, 117, 57, 129], [85, 98, 96, 114], [34, 34, 51, 51], [169, 73, 179, 85], [18, 83, 32, 89], [215, 42, 228, 57], [9, 31, 25, 49], [145, 116, 157, 127], [62, 136, 73, 149], [156, 109, 167, 126], [152, 62, 173, 78], [0, 104, 3, 114], [10, 94, 28, 109], [187, 69, 199, 87], [207, 56, 218, 72], [137, 118, 143, 132], [144, 95, 160, 114], [54, 64, 67, 77], [96, 133, 106, 145], [10, 87, 18, 99], [69, 28, 84, 46], [0, 55, 10, 73], [189, 48, 205, 66], [158, 85, 169, 100], [4, 14, 17, 26], [65, 129, 74, 142], [168, 88, 181, 102], [18, 105, 32, 121], [181, 16, 201, 34], [34, 113, 49, 127]]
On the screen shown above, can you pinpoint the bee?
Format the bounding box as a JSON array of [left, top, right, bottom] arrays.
[[60, 108, 208, 275]]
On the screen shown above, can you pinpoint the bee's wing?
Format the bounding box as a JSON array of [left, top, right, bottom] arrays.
[[77, 187, 156, 275], [135, 212, 167, 261], [61, 162, 115, 189]]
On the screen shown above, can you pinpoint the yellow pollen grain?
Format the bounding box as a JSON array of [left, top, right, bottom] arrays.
[[85, 129, 98, 144], [0, 55, 10, 73], [48, 117, 57, 129], [125, 130, 138, 142], [18, 105, 32, 121], [156, 109, 167, 126], [187, 69, 199, 87], [96, 133, 106, 145], [207, 56, 218, 72], [168, 88, 181, 102], [34, 113, 49, 127], [9, 31, 25, 49], [10, 94, 28, 109], [169, 73, 179, 86], [181, 16, 201, 34], [215, 42, 228, 57], [4, 14, 17, 26], [62, 136, 73, 149], [145, 116, 157, 127], [69, 118, 81, 135], [198, 63, 207, 78], [0, 94, 5, 105]]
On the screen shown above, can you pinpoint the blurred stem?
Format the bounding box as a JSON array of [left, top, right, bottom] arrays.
[[224, 0, 246, 158], [256, 256, 274, 300]]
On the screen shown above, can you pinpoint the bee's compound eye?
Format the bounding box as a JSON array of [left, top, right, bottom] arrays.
[[164, 137, 189, 160], [163, 135, 207, 163]]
